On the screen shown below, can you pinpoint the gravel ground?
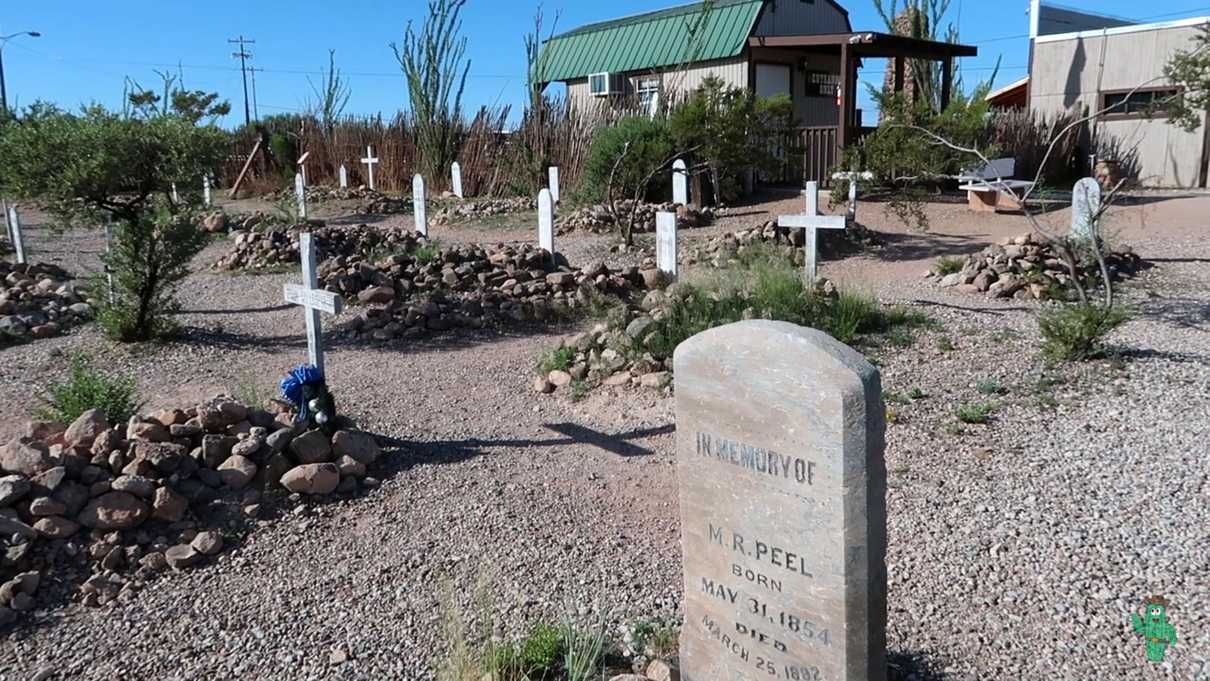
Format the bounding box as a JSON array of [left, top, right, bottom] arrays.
[[1, 193, 1207, 680]]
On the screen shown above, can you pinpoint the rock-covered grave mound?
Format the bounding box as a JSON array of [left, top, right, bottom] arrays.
[[0, 397, 384, 628], [556, 201, 713, 235], [212, 223, 421, 272], [929, 232, 1144, 300], [1, 261, 96, 346]]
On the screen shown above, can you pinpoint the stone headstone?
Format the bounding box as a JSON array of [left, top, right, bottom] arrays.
[[673, 159, 690, 206], [656, 211, 678, 277], [294, 173, 308, 220], [675, 320, 887, 681], [339, 164, 349, 189], [548, 166, 560, 204], [451, 162, 463, 199], [7, 205, 27, 265], [1071, 178, 1102, 242], [361, 146, 379, 191], [413, 174, 428, 236], [538, 188, 555, 255]]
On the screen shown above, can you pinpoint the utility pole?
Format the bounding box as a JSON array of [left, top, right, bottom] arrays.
[[249, 66, 261, 122], [228, 35, 255, 126]]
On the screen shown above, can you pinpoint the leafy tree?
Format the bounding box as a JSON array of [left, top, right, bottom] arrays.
[[308, 50, 353, 139], [393, 0, 471, 184], [126, 72, 231, 124], [581, 116, 678, 246], [669, 76, 797, 204], [0, 104, 228, 340], [1163, 26, 1210, 132]]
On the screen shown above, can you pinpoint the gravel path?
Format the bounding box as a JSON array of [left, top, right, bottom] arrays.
[[2, 194, 1207, 680]]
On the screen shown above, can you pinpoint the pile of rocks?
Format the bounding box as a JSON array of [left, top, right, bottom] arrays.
[[201, 210, 293, 235], [681, 219, 876, 270], [321, 243, 649, 341], [432, 197, 535, 225], [270, 186, 380, 204], [359, 194, 415, 215], [0, 261, 95, 346], [0, 396, 383, 626], [555, 202, 713, 235], [212, 224, 424, 272], [929, 232, 1145, 300], [533, 310, 673, 396]]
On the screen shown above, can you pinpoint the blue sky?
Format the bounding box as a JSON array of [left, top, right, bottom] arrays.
[[2, 0, 1207, 127]]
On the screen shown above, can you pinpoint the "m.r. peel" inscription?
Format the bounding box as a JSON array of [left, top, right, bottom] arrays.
[[696, 432, 817, 486]]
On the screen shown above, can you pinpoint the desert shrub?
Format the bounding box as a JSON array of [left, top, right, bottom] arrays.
[[955, 403, 995, 424], [976, 378, 1007, 396], [269, 132, 299, 182], [37, 353, 139, 424], [1037, 303, 1130, 361], [936, 255, 964, 275], [561, 617, 608, 681], [94, 207, 210, 341], [520, 623, 564, 676], [412, 242, 442, 264], [987, 108, 1082, 186], [537, 345, 577, 375], [579, 116, 674, 204]]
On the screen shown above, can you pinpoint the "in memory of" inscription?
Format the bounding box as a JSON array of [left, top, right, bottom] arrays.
[[697, 432, 817, 486]]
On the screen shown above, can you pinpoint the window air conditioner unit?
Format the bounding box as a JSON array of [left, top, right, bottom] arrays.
[[589, 72, 623, 97]]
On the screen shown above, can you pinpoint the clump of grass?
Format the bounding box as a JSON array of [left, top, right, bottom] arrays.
[[936, 336, 955, 352], [1037, 303, 1130, 361], [975, 378, 1007, 396], [520, 623, 565, 677], [884, 391, 910, 405], [562, 616, 608, 681], [955, 402, 995, 424], [909, 387, 928, 400], [936, 255, 965, 275], [413, 241, 442, 264], [570, 379, 589, 402], [537, 345, 576, 375], [37, 353, 139, 425], [232, 375, 272, 409]]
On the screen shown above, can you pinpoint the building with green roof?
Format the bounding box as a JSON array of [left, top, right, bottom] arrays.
[[536, 0, 975, 182]]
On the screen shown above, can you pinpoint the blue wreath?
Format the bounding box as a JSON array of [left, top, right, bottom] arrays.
[[280, 364, 326, 422]]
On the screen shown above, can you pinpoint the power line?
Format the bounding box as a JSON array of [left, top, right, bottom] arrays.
[[227, 35, 254, 126]]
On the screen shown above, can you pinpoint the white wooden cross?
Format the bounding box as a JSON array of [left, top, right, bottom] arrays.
[[339, 164, 349, 189], [283, 233, 344, 375], [413, 174, 428, 236], [7, 205, 26, 265], [831, 169, 873, 223], [103, 219, 115, 304], [297, 151, 312, 187], [672, 159, 689, 206], [171, 183, 180, 204], [779, 181, 846, 282], [656, 211, 677, 278], [451, 162, 463, 199], [294, 173, 308, 220], [548, 166, 560, 204], [361, 146, 379, 191], [538, 188, 555, 255], [203, 175, 212, 207]]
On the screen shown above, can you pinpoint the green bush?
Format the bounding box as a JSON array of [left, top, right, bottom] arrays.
[[94, 208, 210, 341], [936, 256, 964, 275], [520, 623, 564, 676], [537, 346, 576, 375], [579, 116, 674, 204], [955, 403, 995, 424], [37, 353, 139, 424], [1037, 303, 1130, 361], [270, 132, 299, 182]]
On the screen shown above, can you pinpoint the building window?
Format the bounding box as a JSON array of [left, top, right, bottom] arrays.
[[1100, 88, 1181, 120], [638, 78, 661, 116]]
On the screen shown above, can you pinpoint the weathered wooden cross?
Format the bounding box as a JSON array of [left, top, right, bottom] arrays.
[[538, 188, 555, 256], [451, 162, 463, 199], [203, 175, 212, 207], [361, 146, 380, 191], [283, 233, 344, 375], [656, 211, 677, 278], [413, 174, 428, 236], [339, 164, 349, 189], [294, 173, 308, 220], [297, 151, 312, 186], [778, 181, 846, 282], [672, 159, 689, 206], [548, 166, 560, 204], [832, 169, 874, 223]]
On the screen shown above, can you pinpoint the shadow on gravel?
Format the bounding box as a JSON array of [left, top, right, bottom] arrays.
[[1114, 346, 1210, 365], [908, 299, 1033, 316], [373, 423, 674, 472], [178, 304, 294, 316], [1134, 295, 1210, 332], [888, 649, 951, 681], [868, 229, 995, 262]]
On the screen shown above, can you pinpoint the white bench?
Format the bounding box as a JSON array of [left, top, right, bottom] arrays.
[[958, 158, 1035, 212]]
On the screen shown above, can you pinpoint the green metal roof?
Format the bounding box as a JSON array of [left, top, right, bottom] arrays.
[[536, 0, 765, 84]]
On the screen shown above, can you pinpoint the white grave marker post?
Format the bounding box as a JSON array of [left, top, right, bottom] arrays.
[[656, 211, 678, 278], [538, 188, 555, 256], [297, 151, 311, 187], [2, 199, 11, 246], [831, 170, 874, 223], [361, 146, 380, 191], [781, 181, 846, 282], [1071, 177, 1102, 243], [339, 164, 349, 189], [295, 173, 308, 220], [171, 183, 180, 204], [673, 159, 689, 206], [413, 174, 428, 236], [451, 162, 464, 199], [7, 205, 26, 265], [104, 220, 116, 304], [283, 233, 345, 375], [548, 166, 560, 204]]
